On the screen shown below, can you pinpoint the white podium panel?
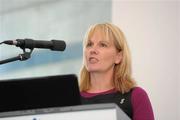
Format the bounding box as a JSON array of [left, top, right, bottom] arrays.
[[0, 103, 131, 120]]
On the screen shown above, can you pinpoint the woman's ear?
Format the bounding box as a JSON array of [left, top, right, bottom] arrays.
[[115, 51, 122, 64]]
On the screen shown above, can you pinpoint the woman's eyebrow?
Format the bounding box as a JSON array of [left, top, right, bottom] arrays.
[[99, 40, 111, 44]]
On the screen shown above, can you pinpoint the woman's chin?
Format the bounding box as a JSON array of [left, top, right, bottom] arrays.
[[87, 68, 101, 73]]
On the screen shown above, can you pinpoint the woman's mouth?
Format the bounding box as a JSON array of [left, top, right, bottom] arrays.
[[89, 57, 99, 64]]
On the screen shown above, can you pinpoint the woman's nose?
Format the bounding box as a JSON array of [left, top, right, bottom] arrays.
[[89, 46, 99, 54]]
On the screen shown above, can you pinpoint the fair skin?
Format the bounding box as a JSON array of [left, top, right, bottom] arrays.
[[84, 30, 122, 93]]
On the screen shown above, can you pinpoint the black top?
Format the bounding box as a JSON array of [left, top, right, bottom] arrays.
[[81, 90, 133, 118]]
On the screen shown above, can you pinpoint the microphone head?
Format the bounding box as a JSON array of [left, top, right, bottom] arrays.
[[51, 40, 66, 51]]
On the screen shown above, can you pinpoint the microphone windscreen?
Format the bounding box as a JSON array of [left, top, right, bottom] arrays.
[[51, 40, 66, 51]]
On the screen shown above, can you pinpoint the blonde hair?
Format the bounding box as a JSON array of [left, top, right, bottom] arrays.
[[79, 23, 136, 93]]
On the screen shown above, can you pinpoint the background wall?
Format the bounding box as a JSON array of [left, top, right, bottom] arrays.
[[112, 0, 179, 119]]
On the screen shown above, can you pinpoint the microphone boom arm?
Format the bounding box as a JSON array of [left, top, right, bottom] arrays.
[[0, 48, 33, 65]]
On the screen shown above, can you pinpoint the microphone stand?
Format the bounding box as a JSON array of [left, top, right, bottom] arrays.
[[0, 48, 33, 65]]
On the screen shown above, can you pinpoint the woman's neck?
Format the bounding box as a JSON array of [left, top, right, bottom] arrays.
[[88, 71, 114, 93]]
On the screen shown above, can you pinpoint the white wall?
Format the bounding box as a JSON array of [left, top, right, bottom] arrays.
[[112, 0, 179, 120]]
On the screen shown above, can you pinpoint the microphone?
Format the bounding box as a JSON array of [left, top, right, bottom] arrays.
[[2, 39, 66, 51]]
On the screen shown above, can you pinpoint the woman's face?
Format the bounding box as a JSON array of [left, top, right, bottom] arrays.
[[84, 30, 122, 73]]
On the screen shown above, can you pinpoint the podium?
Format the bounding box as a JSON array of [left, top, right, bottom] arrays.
[[0, 103, 131, 120]]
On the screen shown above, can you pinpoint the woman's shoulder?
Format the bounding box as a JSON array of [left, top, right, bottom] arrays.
[[131, 87, 148, 97], [131, 86, 150, 106], [131, 87, 155, 119]]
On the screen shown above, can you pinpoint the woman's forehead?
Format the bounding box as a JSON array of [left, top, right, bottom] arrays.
[[88, 28, 113, 42]]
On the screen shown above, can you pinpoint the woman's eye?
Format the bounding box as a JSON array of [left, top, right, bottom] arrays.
[[100, 43, 107, 47], [86, 42, 92, 47]]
